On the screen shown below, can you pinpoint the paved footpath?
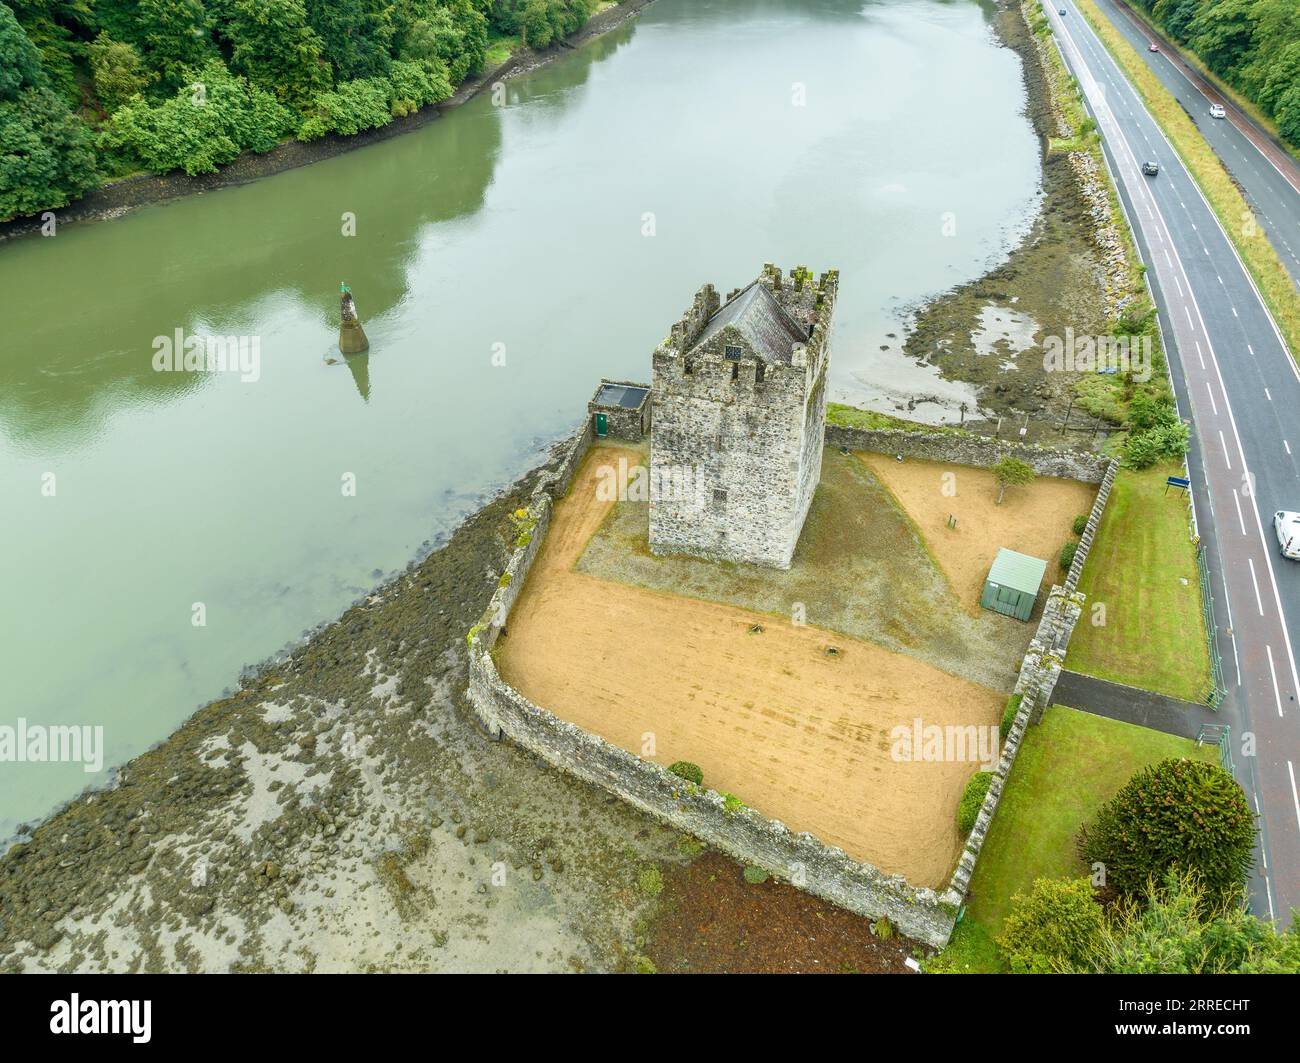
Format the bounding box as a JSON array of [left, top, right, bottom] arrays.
[[1054, 670, 1220, 740]]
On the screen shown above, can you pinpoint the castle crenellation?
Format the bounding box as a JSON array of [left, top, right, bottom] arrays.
[[648, 263, 839, 569]]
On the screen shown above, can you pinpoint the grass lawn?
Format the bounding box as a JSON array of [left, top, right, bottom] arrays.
[[932, 706, 1217, 971], [484, 33, 521, 69], [1064, 462, 1212, 702]]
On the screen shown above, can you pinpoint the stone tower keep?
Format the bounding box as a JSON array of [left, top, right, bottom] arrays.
[[648, 263, 839, 569]]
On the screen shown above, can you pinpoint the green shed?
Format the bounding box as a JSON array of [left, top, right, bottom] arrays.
[[980, 548, 1048, 622]]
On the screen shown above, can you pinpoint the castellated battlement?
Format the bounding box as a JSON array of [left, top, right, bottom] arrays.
[[649, 264, 839, 569]]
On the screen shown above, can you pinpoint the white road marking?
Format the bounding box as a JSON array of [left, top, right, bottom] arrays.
[[1207, 381, 1219, 414], [1249, 557, 1265, 616], [1290, 762, 1300, 831], [1286, 440, 1292, 455], [1220, 430, 1232, 468], [1266, 388, 1272, 400], [1233, 488, 1247, 534], [1269, 646, 1285, 718]]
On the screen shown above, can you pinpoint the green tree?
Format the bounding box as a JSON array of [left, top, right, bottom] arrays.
[[992, 455, 1035, 504], [88, 32, 155, 112], [228, 0, 331, 109], [296, 75, 392, 139], [997, 877, 1106, 973], [306, 0, 393, 82], [1078, 758, 1256, 905], [399, 0, 488, 82], [1101, 871, 1300, 973], [98, 58, 296, 174], [8, 0, 88, 102], [0, 1, 98, 219], [387, 57, 452, 116], [1189, 0, 1258, 80], [135, 0, 216, 91]]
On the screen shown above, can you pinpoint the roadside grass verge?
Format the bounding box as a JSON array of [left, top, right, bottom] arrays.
[[940, 705, 1216, 970], [1064, 462, 1210, 701], [1075, 0, 1300, 365]]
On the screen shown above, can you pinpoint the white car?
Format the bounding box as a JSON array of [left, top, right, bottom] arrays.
[[1275, 511, 1300, 559], [1209, 104, 1226, 119]]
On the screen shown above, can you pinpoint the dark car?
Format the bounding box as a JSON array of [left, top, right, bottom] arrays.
[[1142, 160, 1160, 176]]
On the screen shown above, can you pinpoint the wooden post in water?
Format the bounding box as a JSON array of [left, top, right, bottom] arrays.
[[339, 283, 369, 354]]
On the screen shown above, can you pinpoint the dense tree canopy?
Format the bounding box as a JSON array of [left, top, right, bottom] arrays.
[[0, 0, 596, 219], [0, 1, 99, 218], [1138, 0, 1300, 147], [998, 872, 1300, 973]]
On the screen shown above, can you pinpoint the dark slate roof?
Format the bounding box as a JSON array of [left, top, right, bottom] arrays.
[[689, 282, 808, 364], [594, 383, 649, 409]]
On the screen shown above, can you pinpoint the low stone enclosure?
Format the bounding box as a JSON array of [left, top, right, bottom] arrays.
[[467, 413, 1118, 950]]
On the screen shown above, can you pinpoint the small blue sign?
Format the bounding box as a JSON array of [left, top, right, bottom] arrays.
[[1166, 476, 1190, 490]]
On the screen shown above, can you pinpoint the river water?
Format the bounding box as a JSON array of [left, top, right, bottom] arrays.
[[0, 0, 1040, 835]]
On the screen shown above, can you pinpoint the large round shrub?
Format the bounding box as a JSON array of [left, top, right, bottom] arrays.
[[997, 877, 1105, 974], [1077, 758, 1255, 903]]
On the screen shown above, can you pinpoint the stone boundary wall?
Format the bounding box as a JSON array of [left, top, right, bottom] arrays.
[[465, 420, 958, 948], [824, 423, 1112, 483], [467, 415, 1120, 949], [942, 457, 1119, 912]]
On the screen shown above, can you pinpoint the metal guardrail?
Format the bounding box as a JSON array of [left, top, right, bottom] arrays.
[[1196, 723, 1234, 777], [1196, 546, 1227, 709]]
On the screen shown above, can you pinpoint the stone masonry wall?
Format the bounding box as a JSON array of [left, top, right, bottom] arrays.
[[588, 379, 651, 442], [468, 407, 1118, 949], [824, 424, 1112, 483], [649, 267, 838, 569], [467, 417, 957, 949]]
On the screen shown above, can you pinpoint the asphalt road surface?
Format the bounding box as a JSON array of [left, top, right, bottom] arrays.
[[1091, 0, 1300, 290], [1050, 3, 1300, 926]]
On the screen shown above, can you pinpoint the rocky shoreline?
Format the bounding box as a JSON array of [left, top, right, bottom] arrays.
[[0, 0, 658, 243], [0, 445, 686, 972], [896, 0, 1139, 444]]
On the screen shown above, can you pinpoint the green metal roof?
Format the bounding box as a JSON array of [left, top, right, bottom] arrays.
[[986, 548, 1048, 596]]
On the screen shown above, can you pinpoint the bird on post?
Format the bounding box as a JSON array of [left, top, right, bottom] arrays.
[[339, 282, 370, 354]]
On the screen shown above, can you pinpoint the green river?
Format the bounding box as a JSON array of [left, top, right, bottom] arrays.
[[0, 0, 1040, 835]]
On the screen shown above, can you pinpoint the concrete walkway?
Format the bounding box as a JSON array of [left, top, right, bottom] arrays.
[[1053, 670, 1220, 740]]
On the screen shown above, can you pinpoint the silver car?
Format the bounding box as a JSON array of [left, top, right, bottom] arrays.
[[1210, 104, 1226, 119], [1275, 511, 1300, 559]]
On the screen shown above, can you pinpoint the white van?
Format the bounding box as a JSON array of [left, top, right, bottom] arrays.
[[1275, 511, 1300, 559]]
